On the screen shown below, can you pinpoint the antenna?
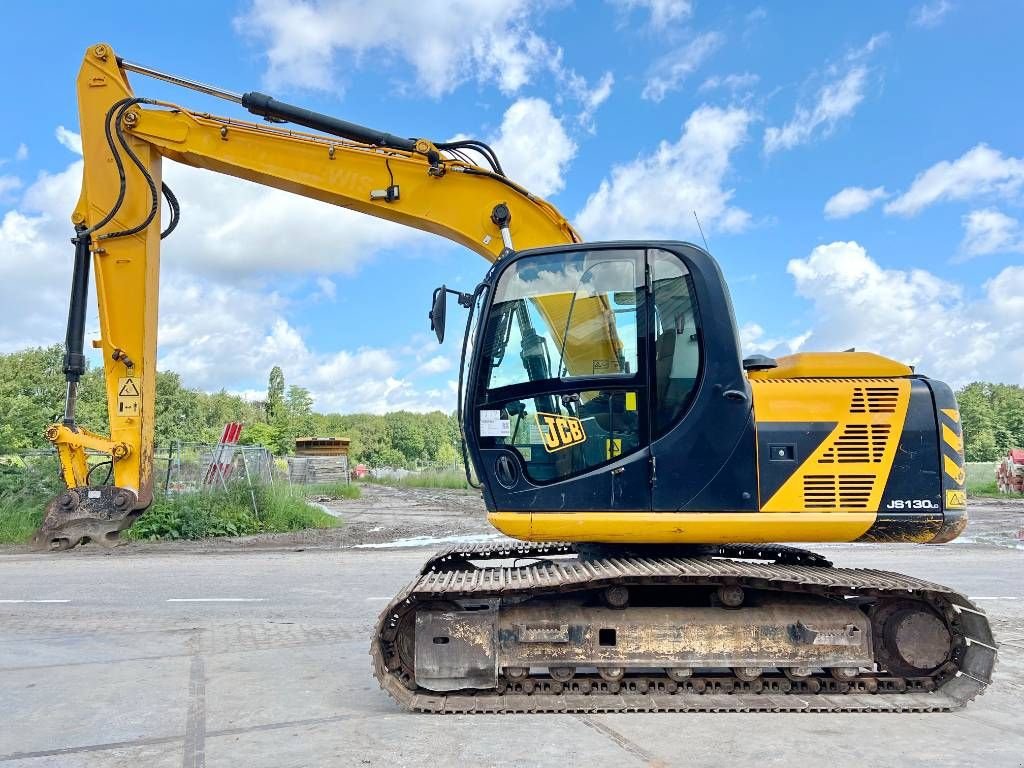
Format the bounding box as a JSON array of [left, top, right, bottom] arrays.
[[692, 210, 710, 252]]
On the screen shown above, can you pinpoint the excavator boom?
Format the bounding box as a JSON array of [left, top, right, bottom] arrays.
[[37, 43, 585, 548]]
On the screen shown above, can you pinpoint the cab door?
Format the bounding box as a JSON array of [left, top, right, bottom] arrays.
[[469, 246, 651, 514], [645, 246, 758, 511]]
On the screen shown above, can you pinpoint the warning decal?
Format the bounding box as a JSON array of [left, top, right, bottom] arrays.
[[117, 376, 141, 416]]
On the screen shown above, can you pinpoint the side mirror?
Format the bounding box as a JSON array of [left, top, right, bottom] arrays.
[[429, 285, 447, 344]]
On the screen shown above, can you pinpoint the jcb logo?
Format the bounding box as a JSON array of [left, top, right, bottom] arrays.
[[536, 413, 587, 453]]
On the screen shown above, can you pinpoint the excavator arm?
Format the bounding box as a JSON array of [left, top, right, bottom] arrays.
[[36, 42, 591, 548]]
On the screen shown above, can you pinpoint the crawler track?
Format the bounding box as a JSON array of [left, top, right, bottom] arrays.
[[371, 542, 996, 713]]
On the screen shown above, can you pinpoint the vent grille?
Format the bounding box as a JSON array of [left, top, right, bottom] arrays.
[[803, 474, 875, 509], [819, 424, 892, 464], [850, 386, 899, 413]]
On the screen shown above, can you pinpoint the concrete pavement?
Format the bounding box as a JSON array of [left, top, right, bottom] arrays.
[[0, 515, 1021, 766]]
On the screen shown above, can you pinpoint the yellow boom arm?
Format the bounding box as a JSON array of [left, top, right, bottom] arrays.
[[38, 43, 588, 548]]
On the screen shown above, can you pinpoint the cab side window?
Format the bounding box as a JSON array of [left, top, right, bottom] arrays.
[[650, 249, 702, 436]]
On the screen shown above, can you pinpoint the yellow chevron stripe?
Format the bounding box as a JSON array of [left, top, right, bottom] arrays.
[[942, 422, 963, 453], [941, 408, 960, 423], [943, 454, 965, 485]]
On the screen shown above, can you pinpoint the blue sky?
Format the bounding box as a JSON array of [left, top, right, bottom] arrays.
[[1, 1, 1022, 413]]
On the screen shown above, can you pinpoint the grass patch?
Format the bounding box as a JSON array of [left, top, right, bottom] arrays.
[[966, 462, 1001, 498], [0, 456, 62, 544], [127, 482, 340, 541], [302, 481, 361, 500], [362, 470, 472, 490]]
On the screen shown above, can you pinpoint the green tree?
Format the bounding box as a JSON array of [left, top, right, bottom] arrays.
[[266, 366, 285, 420]]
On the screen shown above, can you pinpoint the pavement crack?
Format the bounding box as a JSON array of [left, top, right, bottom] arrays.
[[575, 715, 666, 767], [182, 632, 207, 768]]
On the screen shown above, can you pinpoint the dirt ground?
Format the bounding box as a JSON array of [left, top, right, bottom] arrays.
[[3, 484, 1022, 555]]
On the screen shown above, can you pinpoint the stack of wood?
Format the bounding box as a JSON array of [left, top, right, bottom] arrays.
[[287, 437, 351, 485]]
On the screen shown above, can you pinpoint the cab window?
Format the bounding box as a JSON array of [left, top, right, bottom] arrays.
[[480, 249, 642, 391], [650, 249, 702, 436]]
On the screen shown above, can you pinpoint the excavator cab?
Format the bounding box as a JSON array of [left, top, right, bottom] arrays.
[[436, 241, 757, 527]]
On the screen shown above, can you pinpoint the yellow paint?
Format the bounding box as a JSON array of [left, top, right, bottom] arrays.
[[750, 378, 910, 512], [536, 412, 587, 452], [488, 511, 877, 544], [945, 489, 967, 509], [941, 408, 960, 423], [943, 454, 966, 485], [747, 351, 912, 381], [941, 422, 963, 453]]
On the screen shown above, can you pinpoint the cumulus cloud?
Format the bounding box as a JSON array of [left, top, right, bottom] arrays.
[[55, 126, 82, 155], [491, 99, 576, 198], [958, 209, 1024, 259], [764, 35, 886, 154], [642, 32, 724, 102], [884, 144, 1024, 217], [14, 143, 28, 161], [157, 279, 453, 412], [0, 130, 458, 413], [612, 0, 693, 27], [910, 0, 953, 28], [575, 105, 753, 240], [236, 0, 553, 97], [780, 241, 1024, 385], [823, 185, 888, 219]]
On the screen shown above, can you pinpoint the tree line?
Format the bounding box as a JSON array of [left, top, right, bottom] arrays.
[[0, 346, 460, 468], [2, 345, 1021, 464]]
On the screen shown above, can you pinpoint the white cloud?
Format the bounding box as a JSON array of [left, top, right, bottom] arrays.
[[14, 143, 28, 161], [764, 67, 867, 154], [642, 32, 724, 102], [157, 279, 452, 412], [612, 0, 693, 27], [491, 99, 576, 198], [884, 144, 1024, 217], [314, 276, 337, 300], [55, 126, 82, 155], [415, 355, 452, 376], [0, 175, 21, 200], [740, 323, 811, 356], [699, 72, 760, 93], [235, 0, 554, 97], [823, 185, 888, 219], [745, 6, 768, 24], [781, 241, 1024, 385], [0, 129, 457, 414], [159, 161, 429, 278], [911, 0, 953, 28], [764, 35, 886, 154], [958, 209, 1024, 259], [567, 70, 614, 131], [576, 105, 753, 240]]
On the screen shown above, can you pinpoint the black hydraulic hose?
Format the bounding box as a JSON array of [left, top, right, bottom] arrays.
[[76, 97, 137, 239], [100, 99, 160, 240], [160, 182, 180, 239]]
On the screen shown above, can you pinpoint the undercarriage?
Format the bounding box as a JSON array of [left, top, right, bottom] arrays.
[[372, 542, 995, 713]]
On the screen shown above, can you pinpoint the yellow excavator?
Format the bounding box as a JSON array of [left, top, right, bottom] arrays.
[[36, 44, 995, 713]]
